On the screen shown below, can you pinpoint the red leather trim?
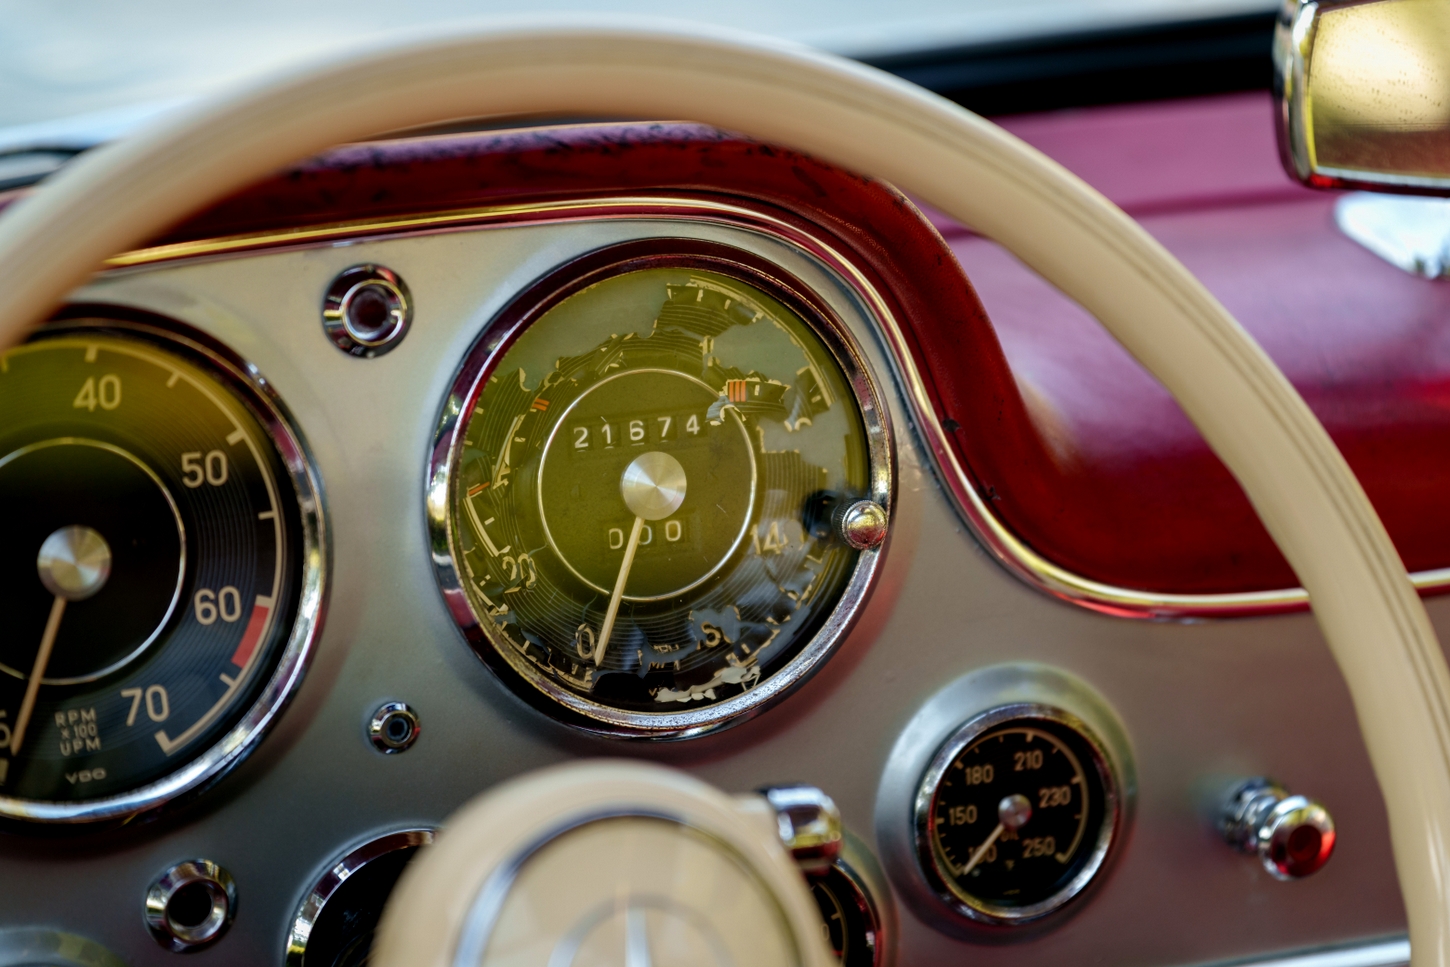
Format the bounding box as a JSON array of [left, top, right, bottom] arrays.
[[43, 110, 1448, 601], [139, 121, 1067, 588]]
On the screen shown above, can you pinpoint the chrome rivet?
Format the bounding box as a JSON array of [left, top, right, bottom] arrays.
[[144, 859, 236, 952], [369, 701, 420, 753], [835, 499, 888, 550], [1220, 777, 1336, 879], [759, 784, 843, 876], [322, 264, 412, 357]]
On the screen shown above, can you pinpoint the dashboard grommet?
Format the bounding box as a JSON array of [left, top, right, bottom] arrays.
[[321, 264, 412, 357], [143, 859, 237, 952], [368, 701, 420, 753]]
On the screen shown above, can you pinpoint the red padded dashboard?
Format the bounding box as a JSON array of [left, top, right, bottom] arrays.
[[16, 97, 1447, 605]]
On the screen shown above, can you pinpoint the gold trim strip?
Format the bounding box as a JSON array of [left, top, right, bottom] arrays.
[[101, 194, 1450, 618], [105, 198, 709, 268]]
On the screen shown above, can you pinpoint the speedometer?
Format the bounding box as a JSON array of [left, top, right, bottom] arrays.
[[429, 242, 891, 737], [0, 312, 322, 823]]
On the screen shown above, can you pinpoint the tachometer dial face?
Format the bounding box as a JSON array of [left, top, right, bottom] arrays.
[[433, 247, 889, 737], [916, 706, 1119, 925], [0, 315, 320, 822]]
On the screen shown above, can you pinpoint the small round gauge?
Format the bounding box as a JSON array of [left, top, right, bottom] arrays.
[[915, 705, 1120, 925], [430, 242, 890, 737], [810, 860, 885, 967], [0, 312, 321, 822]]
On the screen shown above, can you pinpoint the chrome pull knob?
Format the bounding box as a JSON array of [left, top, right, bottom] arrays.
[[760, 784, 843, 876], [1220, 777, 1336, 880]]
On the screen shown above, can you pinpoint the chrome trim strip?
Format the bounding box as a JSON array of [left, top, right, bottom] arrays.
[[96, 193, 1450, 618], [1204, 938, 1409, 967]]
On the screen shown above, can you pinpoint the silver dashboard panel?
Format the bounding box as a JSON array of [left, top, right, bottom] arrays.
[[0, 216, 1420, 964]]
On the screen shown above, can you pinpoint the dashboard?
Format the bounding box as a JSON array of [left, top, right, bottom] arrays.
[[0, 113, 1427, 966]]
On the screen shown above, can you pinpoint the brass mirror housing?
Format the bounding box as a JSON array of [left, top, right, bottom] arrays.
[[1277, 0, 1450, 194]]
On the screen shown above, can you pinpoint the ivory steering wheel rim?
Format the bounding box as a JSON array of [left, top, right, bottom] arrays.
[[0, 17, 1446, 964]]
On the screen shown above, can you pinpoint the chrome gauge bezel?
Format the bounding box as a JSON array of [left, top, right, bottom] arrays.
[[0, 309, 326, 824], [286, 827, 436, 965], [428, 238, 894, 739], [912, 703, 1122, 927]]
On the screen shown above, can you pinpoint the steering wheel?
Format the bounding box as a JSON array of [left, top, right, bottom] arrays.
[[1, 19, 1446, 965]]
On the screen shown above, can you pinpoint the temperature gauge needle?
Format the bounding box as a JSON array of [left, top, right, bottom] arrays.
[[11, 527, 113, 757], [958, 792, 1035, 878], [959, 824, 1005, 878], [592, 451, 688, 666]]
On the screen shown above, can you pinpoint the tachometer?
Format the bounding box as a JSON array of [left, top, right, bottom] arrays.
[[0, 312, 322, 823], [429, 243, 891, 737]]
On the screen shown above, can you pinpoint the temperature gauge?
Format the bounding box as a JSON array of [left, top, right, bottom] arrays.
[[914, 705, 1121, 926]]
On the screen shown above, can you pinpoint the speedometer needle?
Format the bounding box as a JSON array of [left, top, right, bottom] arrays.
[[595, 516, 645, 665], [593, 451, 688, 666], [12, 527, 113, 757]]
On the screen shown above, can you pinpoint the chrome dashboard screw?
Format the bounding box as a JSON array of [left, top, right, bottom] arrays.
[[369, 701, 420, 753]]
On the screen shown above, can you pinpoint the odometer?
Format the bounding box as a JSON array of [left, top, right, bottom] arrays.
[[430, 245, 891, 737], [915, 705, 1121, 925], [0, 314, 322, 823]]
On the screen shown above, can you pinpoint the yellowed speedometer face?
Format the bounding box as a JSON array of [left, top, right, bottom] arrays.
[[447, 263, 875, 724]]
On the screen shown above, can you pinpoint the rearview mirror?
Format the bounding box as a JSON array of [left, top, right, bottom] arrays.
[[1277, 0, 1450, 193]]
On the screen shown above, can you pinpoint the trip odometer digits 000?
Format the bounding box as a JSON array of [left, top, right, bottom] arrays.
[[431, 243, 891, 737], [0, 313, 322, 823]]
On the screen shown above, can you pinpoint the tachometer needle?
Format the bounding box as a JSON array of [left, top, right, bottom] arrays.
[[594, 516, 645, 665], [11, 596, 66, 757], [11, 526, 113, 758], [959, 823, 1005, 878]]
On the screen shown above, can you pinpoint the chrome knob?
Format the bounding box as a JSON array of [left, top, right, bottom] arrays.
[[1220, 777, 1336, 880], [835, 499, 888, 550], [759, 784, 843, 876]]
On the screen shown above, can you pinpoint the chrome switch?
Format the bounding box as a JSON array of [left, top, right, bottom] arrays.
[[760, 784, 844, 876], [1220, 777, 1336, 879]]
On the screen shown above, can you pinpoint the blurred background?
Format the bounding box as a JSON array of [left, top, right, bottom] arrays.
[[0, 0, 1276, 133]]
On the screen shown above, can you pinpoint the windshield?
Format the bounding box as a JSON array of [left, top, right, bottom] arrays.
[[3, 0, 1274, 133]]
